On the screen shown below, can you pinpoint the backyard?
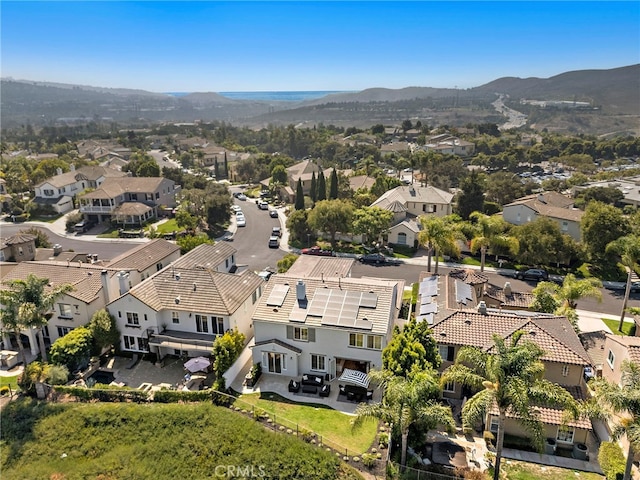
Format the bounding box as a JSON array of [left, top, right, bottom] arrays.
[[499, 459, 603, 480]]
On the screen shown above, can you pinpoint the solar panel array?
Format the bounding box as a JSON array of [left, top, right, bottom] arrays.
[[266, 284, 290, 307], [306, 288, 376, 330], [416, 313, 434, 325], [419, 276, 438, 296], [455, 280, 473, 305], [417, 276, 439, 322], [419, 302, 438, 315]]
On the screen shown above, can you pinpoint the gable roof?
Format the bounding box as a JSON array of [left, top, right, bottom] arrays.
[[504, 192, 583, 222], [79, 177, 171, 199], [371, 185, 454, 209], [285, 256, 354, 278], [107, 239, 180, 273], [579, 330, 608, 367], [483, 283, 534, 309], [36, 165, 126, 189], [125, 268, 263, 315], [170, 243, 237, 270], [607, 335, 640, 364], [431, 310, 591, 366]]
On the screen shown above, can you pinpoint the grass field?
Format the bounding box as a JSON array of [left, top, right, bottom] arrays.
[[500, 459, 603, 479], [0, 374, 20, 392], [603, 318, 636, 336], [1, 399, 363, 480], [238, 392, 377, 454]]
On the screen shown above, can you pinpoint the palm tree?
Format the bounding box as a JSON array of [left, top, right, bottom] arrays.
[[441, 331, 579, 480], [418, 216, 462, 274], [587, 361, 639, 480], [0, 274, 74, 364], [352, 368, 455, 468], [606, 234, 640, 332], [469, 212, 519, 272]]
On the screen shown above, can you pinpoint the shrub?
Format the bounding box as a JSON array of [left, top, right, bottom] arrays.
[[599, 441, 625, 480], [47, 365, 70, 385], [361, 453, 376, 468], [377, 432, 389, 449]]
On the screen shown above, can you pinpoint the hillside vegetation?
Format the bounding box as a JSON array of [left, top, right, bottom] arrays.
[[1, 399, 362, 480]]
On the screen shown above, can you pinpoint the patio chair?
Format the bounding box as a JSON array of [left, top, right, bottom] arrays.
[[366, 390, 374, 401], [339, 384, 346, 395], [288, 379, 300, 393], [319, 384, 331, 397]]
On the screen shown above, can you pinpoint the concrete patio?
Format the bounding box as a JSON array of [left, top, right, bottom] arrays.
[[228, 360, 380, 415]]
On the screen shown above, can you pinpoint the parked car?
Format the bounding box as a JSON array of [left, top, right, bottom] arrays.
[[236, 215, 246, 227], [237, 194, 247, 201], [269, 209, 278, 218], [268, 235, 280, 248], [301, 246, 334, 256], [358, 253, 389, 265], [514, 268, 549, 281], [231, 205, 242, 213], [258, 200, 269, 210], [74, 220, 95, 233], [271, 226, 282, 237]]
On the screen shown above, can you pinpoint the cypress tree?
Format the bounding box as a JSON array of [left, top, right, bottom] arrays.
[[310, 171, 317, 203], [224, 151, 228, 178], [329, 168, 338, 199], [214, 157, 220, 178], [295, 178, 305, 210], [317, 170, 327, 201]]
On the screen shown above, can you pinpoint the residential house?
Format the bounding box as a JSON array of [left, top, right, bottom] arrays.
[[107, 263, 264, 359], [502, 192, 584, 242], [261, 159, 333, 203], [431, 309, 593, 449], [0, 234, 36, 262], [106, 239, 181, 284], [251, 275, 404, 379], [77, 177, 179, 226], [371, 185, 454, 247], [285, 255, 354, 279], [168, 242, 238, 274], [0, 261, 128, 355], [34, 165, 127, 214], [572, 176, 640, 209], [421, 134, 476, 157]]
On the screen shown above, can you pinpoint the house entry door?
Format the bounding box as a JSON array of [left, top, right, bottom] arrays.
[[267, 352, 283, 373]]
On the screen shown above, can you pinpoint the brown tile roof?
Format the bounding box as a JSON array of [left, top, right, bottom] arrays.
[[0, 261, 118, 303], [483, 283, 534, 309], [3, 234, 36, 246], [107, 239, 180, 273], [80, 177, 170, 199], [170, 243, 236, 269], [616, 335, 640, 363], [372, 185, 454, 209], [112, 202, 154, 216], [449, 269, 488, 286], [252, 275, 403, 336], [285, 256, 354, 278], [432, 311, 591, 366], [505, 191, 583, 222], [127, 268, 263, 315]]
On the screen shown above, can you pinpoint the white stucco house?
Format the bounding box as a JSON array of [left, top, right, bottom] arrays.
[[250, 275, 404, 379]]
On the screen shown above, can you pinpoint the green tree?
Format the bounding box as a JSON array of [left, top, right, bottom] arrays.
[[456, 171, 485, 220], [285, 209, 311, 243], [587, 361, 640, 480], [0, 274, 74, 364], [49, 326, 93, 372], [316, 170, 327, 201], [513, 217, 576, 267], [468, 212, 518, 272], [310, 171, 317, 203], [176, 234, 213, 254], [382, 319, 441, 377], [294, 178, 305, 210], [277, 253, 299, 273], [87, 309, 120, 356], [136, 160, 161, 177], [418, 216, 462, 273], [271, 164, 288, 186], [441, 332, 579, 480], [307, 199, 353, 248], [175, 209, 198, 232], [581, 202, 630, 263], [606, 234, 640, 331], [211, 329, 246, 380], [329, 168, 338, 200], [351, 206, 393, 247], [353, 367, 455, 468]]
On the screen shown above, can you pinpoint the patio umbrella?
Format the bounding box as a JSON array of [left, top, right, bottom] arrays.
[[184, 356, 211, 373], [338, 368, 370, 388]]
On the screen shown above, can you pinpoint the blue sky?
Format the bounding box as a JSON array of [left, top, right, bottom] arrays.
[[2, 1, 638, 93]]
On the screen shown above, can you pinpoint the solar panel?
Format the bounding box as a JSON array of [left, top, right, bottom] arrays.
[[420, 295, 432, 305], [419, 302, 438, 315], [455, 280, 473, 305], [360, 292, 378, 308], [266, 284, 290, 307], [312, 288, 378, 329], [419, 277, 438, 296], [416, 313, 434, 325]]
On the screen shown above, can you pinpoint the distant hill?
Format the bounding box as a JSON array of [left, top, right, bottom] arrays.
[[1, 64, 638, 135]]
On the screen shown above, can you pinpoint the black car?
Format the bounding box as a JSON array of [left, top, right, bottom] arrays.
[[515, 268, 549, 281], [358, 253, 389, 265]]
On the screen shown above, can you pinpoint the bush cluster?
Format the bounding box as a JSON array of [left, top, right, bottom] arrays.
[[599, 441, 626, 480]]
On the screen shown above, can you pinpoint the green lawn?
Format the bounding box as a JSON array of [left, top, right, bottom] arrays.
[[152, 219, 184, 234], [0, 374, 20, 393], [603, 318, 636, 336], [500, 459, 603, 479], [238, 392, 377, 454]]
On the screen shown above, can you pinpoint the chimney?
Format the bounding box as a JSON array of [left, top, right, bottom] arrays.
[[477, 301, 487, 315], [101, 270, 110, 303], [537, 193, 546, 203], [296, 279, 307, 308], [118, 271, 130, 295], [504, 282, 512, 296], [70, 164, 75, 171], [56, 167, 63, 176]]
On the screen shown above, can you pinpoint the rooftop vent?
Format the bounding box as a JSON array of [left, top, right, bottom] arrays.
[[477, 301, 487, 315], [193, 283, 197, 292], [464, 318, 472, 325], [175, 296, 181, 304], [504, 282, 512, 296], [175, 273, 181, 281]]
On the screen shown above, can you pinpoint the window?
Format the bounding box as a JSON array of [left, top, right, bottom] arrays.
[[349, 333, 364, 348], [172, 311, 180, 324], [126, 312, 139, 326], [44, 189, 54, 196], [252, 290, 258, 304], [156, 263, 163, 271], [489, 417, 499, 433], [58, 304, 73, 318], [311, 354, 326, 372], [367, 335, 382, 350], [196, 314, 209, 333], [562, 365, 570, 377], [443, 380, 456, 393], [57, 326, 73, 337], [155, 192, 160, 199], [138, 337, 149, 352], [42, 326, 50, 339], [293, 327, 308, 341], [214, 317, 224, 335], [439, 345, 455, 362], [557, 426, 575, 443], [561, 221, 569, 232], [397, 232, 407, 245], [607, 350, 615, 369], [124, 335, 137, 350]]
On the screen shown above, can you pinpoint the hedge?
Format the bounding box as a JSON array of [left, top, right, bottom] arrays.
[[54, 386, 149, 403], [599, 441, 625, 480]]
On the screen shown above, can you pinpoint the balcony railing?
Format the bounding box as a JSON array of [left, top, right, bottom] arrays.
[[79, 205, 115, 214]]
